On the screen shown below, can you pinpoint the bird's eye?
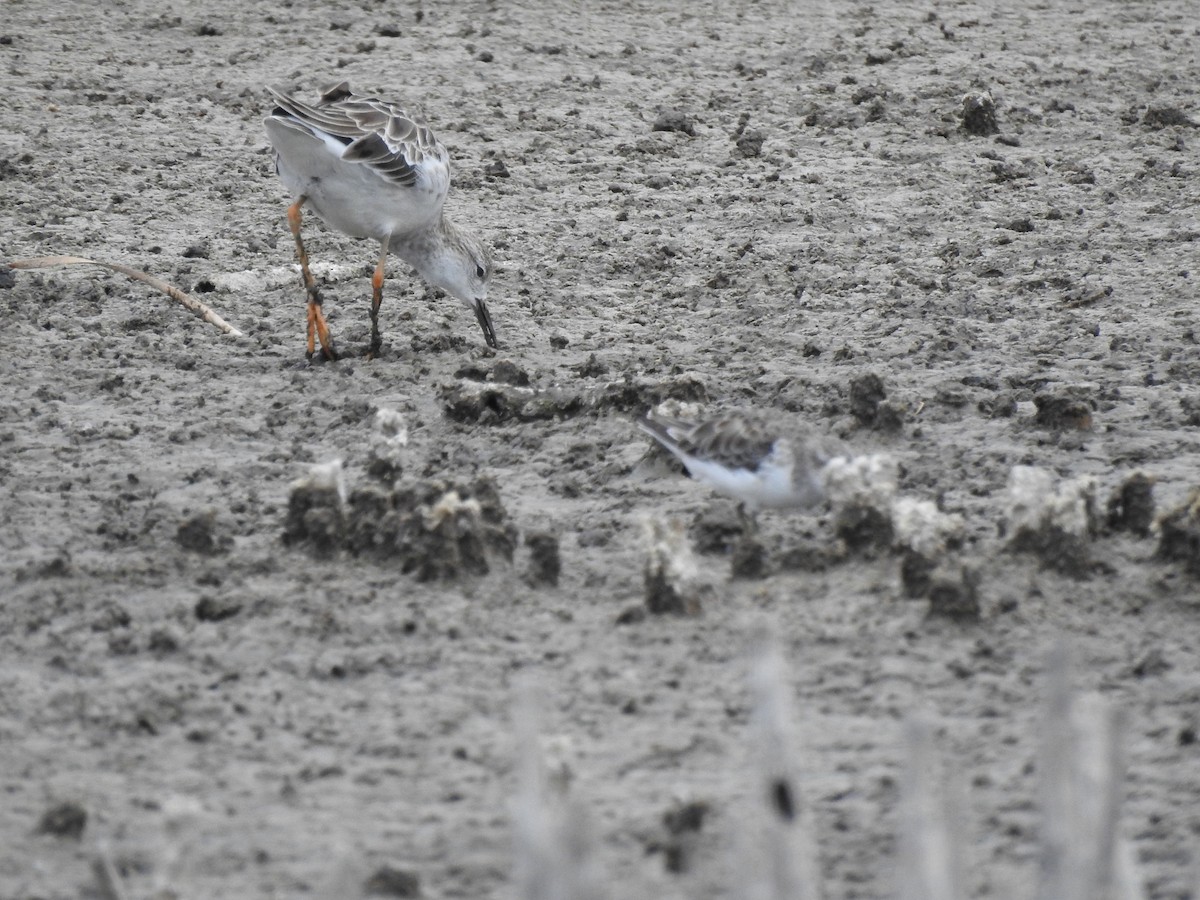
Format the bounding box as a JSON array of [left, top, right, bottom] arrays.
[[475, 265, 486, 280]]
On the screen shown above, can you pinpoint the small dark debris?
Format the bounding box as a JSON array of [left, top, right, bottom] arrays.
[[664, 799, 709, 835], [524, 531, 561, 587], [961, 91, 999, 136], [776, 539, 836, 572], [491, 359, 529, 385], [176, 510, 231, 555], [182, 242, 209, 259], [1157, 489, 1200, 577], [147, 628, 181, 654], [1130, 648, 1171, 679], [690, 504, 743, 555], [0, 267, 15, 289], [652, 111, 695, 136], [730, 533, 767, 579], [1106, 473, 1155, 537], [849, 373, 887, 425], [196, 23, 222, 36], [283, 476, 345, 558], [926, 565, 981, 621], [571, 353, 608, 378], [654, 800, 710, 874], [735, 129, 764, 157], [483, 158, 510, 178], [91, 603, 131, 632], [375, 23, 403, 37], [1033, 393, 1094, 430], [194, 595, 242, 623], [1143, 105, 1196, 130], [1000, 218, 1034, 233], [364, 865, 421, 897], [900, 550, 937, 599], [477, 50, 494, 62], [836, 503, 894, 555], [976, 391, 1016, 418], [37, 802, 87, 840], [849, 372, 903, 431], [615, 604, 647, 625], [549, 334, 570, 350], [1009, 525, 1093, 579], [644, 569, 702, 616], [770, 779, 796, 821]]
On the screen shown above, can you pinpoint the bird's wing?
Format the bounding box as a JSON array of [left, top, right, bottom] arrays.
[[640, 411, 777, 472], [267, 82, 448, 189]]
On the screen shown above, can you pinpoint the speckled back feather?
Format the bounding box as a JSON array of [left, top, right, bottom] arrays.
[[267, 81, 447, 188], [640, 410, 780, 472]]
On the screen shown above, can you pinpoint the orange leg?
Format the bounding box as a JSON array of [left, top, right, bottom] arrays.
[[287, 198, 336, 361], [368, 240, 389, 358]]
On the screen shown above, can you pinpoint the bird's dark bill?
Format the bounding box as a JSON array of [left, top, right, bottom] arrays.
[[474, 299, 498, 349]]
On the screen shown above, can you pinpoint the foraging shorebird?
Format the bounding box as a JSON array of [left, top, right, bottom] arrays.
[[263, 81, 497, 359], [637, 408, 850, 512]]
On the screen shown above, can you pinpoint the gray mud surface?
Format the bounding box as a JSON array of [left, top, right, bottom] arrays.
[[3, 1, 1200, 897]]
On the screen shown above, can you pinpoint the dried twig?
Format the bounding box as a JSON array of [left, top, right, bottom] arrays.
[[1037, 645, 1142, 900], [6, 255, 244, 337], [511, 683, 603, 900], [91, 843, 131, 900], [898, 717, 962, 900], [745, 639, 821, 900]]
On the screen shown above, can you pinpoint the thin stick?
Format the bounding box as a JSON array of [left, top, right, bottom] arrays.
[[6, 255, 244, 337], [898, 717, 961, 900], [510, 683, 602, 900], [91, 844, 131, 900], [746, 639, 821, 900], [1037, 645, 1143, 900]]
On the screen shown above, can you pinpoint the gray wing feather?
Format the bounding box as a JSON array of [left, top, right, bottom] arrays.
[[267, 83, 445, 189]]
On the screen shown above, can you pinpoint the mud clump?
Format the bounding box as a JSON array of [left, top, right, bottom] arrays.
[[900, 549, 936, 599], [648, 799, 710, 874], [285, 462, 517, 580], [366, 408, 408, 483], [1142, 105, 1196, 130], [389, 477, 517, 581], [835, 503, 895, 555], [37, 802, 87, 840], [524, 531, 562, 587], [1034, 392, 1094, 430], [652, 110, 696, 136], [690, 504, 743, 555], [730, 533, 768, 579], [364, 864, 421, 897], [1157, 488, 1200, 577], [960, 90, 999, 136], [926, 564, 981, 621], [283, 461, 347, 558], [176, 510, 231, 555], [1005, 466, 1098, 578], [643, 518, 708, 615], [1106, 472, 1155, 537], [194, 595, 242, 623], [441, 374, 707, 424], [848, 372, 904, 432]]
